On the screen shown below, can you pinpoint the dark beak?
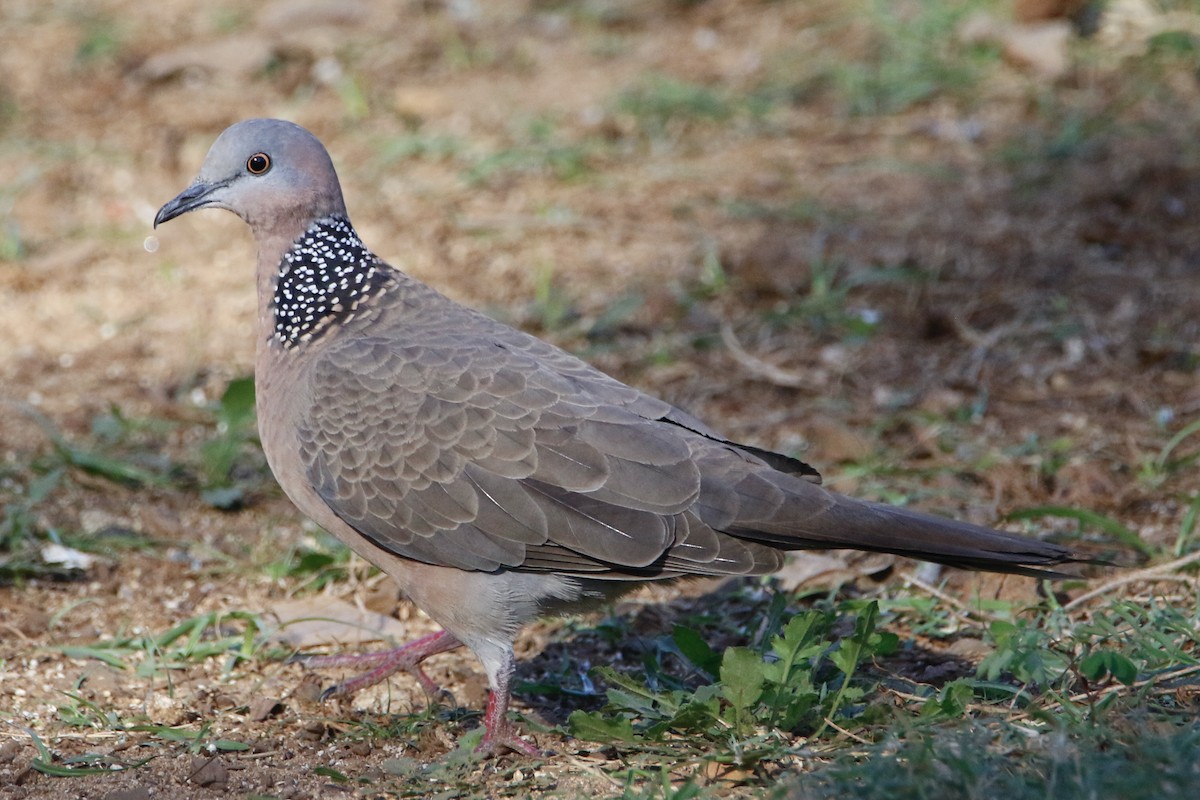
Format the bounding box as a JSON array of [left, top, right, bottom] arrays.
[[154, 180, 225, 228]]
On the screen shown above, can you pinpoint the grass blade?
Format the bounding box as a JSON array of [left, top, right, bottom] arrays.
[[1007, 505, 1154, 557]]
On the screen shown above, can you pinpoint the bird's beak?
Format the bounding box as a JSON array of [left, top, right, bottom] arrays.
[[154, 179, 225, 228]]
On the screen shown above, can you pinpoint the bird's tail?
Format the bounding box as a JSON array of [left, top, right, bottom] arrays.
[[740, 490, 1092, 578]]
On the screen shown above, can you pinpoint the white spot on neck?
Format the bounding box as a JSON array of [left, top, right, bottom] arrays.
[[272, 216, 386, 347]]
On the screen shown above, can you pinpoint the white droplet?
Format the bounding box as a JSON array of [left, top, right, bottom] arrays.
[[143, 235, 160, 253]]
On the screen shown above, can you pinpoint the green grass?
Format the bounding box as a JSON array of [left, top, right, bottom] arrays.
[[0, 380, 269, 582], [1140, 418, 1200, 490], [16, 564, 1200, 794], [9, 2, 1200, 795], [749, 0, 999, 119], [547, 574, 1200, 794], [71, 12, 126, 65], [466, 115, 600, 185], [829, 0, 998, 116], [7, 611, 267, 778], [258, 528, 355, 591], [195, 376, 264, 509], [373, 115, 600, 186], [787, 720, 1200, 800], [615, 74, 735, 141], [568, 601, 900, 753], [0, 405, 170, 583], [52, 610, 267, 680], [6, 387, 1197, 796], [374, 131, 464, 166]]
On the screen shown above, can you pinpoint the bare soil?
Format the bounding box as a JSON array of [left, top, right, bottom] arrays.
[[1, 1, 1198, 797]]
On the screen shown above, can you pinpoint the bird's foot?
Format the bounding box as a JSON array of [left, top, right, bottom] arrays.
[[475, 726, 540, 758], [473, 687, 540, 757], [292, 630, 462, 699]]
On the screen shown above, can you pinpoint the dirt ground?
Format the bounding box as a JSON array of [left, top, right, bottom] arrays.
[[1, 0, 1199, 797]]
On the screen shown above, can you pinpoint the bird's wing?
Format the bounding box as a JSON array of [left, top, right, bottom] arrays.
[[296, 300, 800, 576], [296, 282, 1080, 580]]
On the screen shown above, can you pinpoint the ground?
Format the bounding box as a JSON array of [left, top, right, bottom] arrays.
[[1, 1, 1199, 798]]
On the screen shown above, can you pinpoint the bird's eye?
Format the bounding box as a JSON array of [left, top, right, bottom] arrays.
[[246, 153, 271, 175]]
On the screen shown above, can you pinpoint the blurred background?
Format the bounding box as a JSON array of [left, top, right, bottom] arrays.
[[1, 0, 1199, 797]]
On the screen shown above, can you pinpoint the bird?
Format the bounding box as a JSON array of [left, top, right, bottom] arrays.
[[155, 118, 1089, 756]]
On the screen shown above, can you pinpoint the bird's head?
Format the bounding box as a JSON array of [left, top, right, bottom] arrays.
[[155, 118, 348, 237]]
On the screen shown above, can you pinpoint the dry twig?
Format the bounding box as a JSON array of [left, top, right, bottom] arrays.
[[720, 322, 808, 389], [1062, 550, 1200, 612]]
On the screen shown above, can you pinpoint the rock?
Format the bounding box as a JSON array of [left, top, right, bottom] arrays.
[[103, 787, 151, 800], [188, 756, 229, 788], [135, 35, 276, 84], [248, 695, 284, 721], [1002, 21, 1073, 80]]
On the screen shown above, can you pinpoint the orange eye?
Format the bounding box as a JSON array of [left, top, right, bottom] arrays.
[[246, 153, 271, 175]]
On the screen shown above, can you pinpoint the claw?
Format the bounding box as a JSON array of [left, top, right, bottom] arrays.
[[474, 682, 540, 757], [296, 630, 463, 700], [476, 731, 541, 757]]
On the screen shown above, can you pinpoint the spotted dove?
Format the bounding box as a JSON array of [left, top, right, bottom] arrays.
[[155, 119, 1088, 755]]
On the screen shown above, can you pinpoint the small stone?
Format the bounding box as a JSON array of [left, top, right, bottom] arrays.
[[249, 695, 284, 721], [291, 675, 324, 705], [1002, 21, 1073, 80], [0, 742, 25, 768], [803, 415, 872, 463], [103, 787, 151, 800], [948, 637, 992, 660], [381, 757, 420, 777], [189, 755, 229, 787], [298, 721, 327, 741]]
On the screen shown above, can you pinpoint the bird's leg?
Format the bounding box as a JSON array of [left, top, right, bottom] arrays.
[[475, 649, 539, 757], [297, 630, 463, 700]]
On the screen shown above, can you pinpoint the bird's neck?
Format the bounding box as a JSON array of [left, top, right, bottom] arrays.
[[257, 215, 392, 351]]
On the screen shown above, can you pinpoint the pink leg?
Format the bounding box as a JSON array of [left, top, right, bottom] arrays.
[[475, 650, 539, 757], [297, 630, 463, 699]]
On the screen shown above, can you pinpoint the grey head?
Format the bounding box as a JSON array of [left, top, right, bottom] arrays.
[[155, 119, 348, 239]]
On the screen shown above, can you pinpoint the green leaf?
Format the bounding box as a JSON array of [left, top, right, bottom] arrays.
[[761, 681, 819, 731], [830, 601, 880, 676], [216, 377, 256, 428], [293, 550, 338, 574], [313, 766, 348, 782], [60, 446, 165, 487], [720, 647, 765, 712], [873, 630, 900, 657], [673, 625, 721, 677], [1155, 418, 1200, 471], [56, 646, 129, 670], [921, 678, 973, 718], [596, 667, 677, 718], [568, 710, 639, 743], [814, 602, 881, 739], [771, 611, 831, 665], [32, 759, 119, 777], [1080, 650, 1138, 686], [211, 739, 251, 751], [30, 746, 154, 777], [669, 696, 723, 733], [26, 467, 65, 504]]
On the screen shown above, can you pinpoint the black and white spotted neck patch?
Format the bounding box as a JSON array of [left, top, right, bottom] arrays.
[[273, 216, 390, 347]]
